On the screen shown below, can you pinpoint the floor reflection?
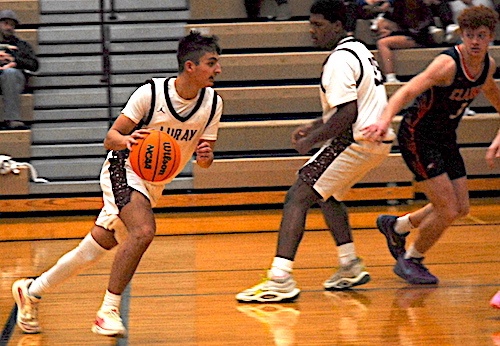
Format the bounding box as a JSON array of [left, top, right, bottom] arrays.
[[323, 290, 371, 344], [382, 286, 438, 345], [236, 304, 300, 346]]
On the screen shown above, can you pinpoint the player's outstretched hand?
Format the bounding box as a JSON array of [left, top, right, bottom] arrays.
[[291, 125, 309, 144], [196, 140, 214, 168], [486, 140, 500, 168], [361, 123, 388, 142]]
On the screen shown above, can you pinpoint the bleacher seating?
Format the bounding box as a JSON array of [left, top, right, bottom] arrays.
[[189, 0, 314, 21], [0, 0, 498, 212]]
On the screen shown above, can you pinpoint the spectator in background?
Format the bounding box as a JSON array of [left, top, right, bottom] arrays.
[[0, 9, 39, 130], [345, 0, 394, 37], [245, 0, 292, 20], [374, 0, 455, 82]]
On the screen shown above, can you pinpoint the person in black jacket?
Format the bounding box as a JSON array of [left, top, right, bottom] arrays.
[[244, 0, 291, 20], [0, 9, 39, 130]]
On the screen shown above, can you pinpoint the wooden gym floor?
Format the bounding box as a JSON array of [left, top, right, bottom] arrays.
[[0, 198, 499, 345]]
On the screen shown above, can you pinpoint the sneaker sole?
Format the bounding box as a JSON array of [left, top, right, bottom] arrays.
[[12, 280, 41, 334], [236, 288, 300, 303], [324, 272, 371, 291], [91, 324, 126, 338]]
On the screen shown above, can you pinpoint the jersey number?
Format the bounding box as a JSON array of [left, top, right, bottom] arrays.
[[450, 102, 468, 119], [369, 57, 384, 86]]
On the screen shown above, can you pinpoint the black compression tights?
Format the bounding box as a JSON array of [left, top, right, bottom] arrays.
[[318, 197, 353, 246], [276, 180, 353, 261]]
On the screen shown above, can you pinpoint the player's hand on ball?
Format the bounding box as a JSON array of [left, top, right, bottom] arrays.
[[127, 129, 151, 150]]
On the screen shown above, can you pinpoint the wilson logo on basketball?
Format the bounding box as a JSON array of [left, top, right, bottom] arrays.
[[158, 142, 173, 176], [129, 130, 181, 182]]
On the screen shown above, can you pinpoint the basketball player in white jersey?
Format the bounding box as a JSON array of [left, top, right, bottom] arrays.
[[236, 0, 395, 303], [12, 31, 223, 337]]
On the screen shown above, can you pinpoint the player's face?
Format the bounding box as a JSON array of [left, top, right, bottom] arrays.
[[193, 52, 221, 87], [309, 14, 341, 50], [460, 26, 493, 56]]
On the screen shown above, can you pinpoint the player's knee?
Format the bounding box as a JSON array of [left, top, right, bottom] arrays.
[[128, 226, 156, 249], [284, 190, 312, 210], [456, 204, 470, 219], [442, 204, 465, 223]]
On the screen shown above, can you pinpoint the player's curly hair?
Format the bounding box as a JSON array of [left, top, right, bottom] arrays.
[[310, 0, 347, 26], [458, 5, 498, 33], [177, 31, 221, 72]]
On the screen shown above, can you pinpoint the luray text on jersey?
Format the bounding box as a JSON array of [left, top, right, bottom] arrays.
[[449, 85, 482, 101], [163, 128, 198, 141]]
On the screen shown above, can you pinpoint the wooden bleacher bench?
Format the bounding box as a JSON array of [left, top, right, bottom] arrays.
[[0, 128, 30, 159], [193, 113, 500, 201], [213, 81, 500, 117], [187, 20, 375, 51], [189, 0, 314, 21], [0, 94, 33, 122], [0, 166, 29, 195], [192, 154, 415, 202], [220, 46, 500, 82], [16, 28, 37, 52]]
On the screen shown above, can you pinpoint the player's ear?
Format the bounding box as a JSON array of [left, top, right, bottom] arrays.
[[184, 60, 196, 72]]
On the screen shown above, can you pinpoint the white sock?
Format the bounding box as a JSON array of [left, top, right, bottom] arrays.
[[337, 242, 357, 267], [101, 290, 122, 310], [404, 244, 424, 259], [385, 73, 398, 82], [394, 214, 414, 235], [270, 257, 293, 278], [28, 233, 108, 298]]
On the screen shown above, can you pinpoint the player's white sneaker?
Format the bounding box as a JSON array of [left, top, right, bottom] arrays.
[[323, 257, 371, 290], [12, 278, 41, 334], [91, 307, 127, 337], [236, 271, 300, 303]]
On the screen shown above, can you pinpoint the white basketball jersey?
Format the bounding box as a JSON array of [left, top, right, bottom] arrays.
[[320, 37, 394, 142], [121, 77, 223, 184]]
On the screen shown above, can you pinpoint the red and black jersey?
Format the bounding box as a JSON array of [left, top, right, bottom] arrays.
[[400, 46, 490, 141]]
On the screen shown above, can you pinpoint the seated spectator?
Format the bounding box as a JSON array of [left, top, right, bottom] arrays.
[[244, 0, 291, 20], [345, 0, 394, 37], [0, 9, 39, 130], [374, 0, 454, 82]]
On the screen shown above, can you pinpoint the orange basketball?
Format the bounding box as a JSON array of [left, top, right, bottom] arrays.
[[128, 130, 181, 182]]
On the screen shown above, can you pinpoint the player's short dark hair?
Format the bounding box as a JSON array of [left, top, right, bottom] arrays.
[[177, 31, 221, 72], [310, 0, 347, 26], [458, 5, 498, 33]]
